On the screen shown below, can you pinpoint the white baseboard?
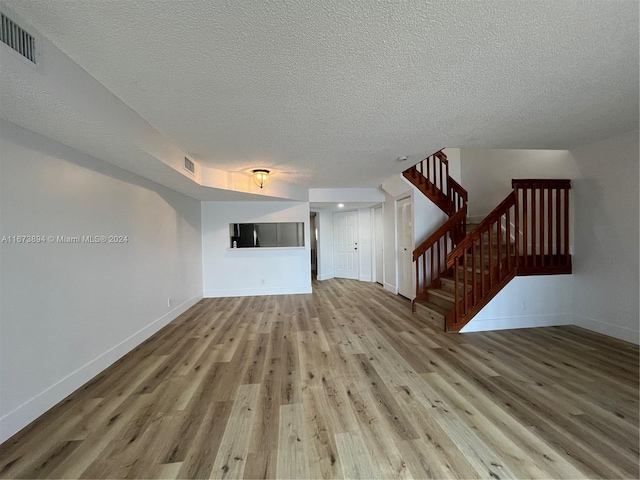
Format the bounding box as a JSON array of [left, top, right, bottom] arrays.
[[0, 293, 202, 444], [204, 286, 312, 298], [460, 313, 572, 333], [317, 273, 334, 281], [573, 314, 640, 345], [384, 282, 397, 294], [359, 275, 372, 282]]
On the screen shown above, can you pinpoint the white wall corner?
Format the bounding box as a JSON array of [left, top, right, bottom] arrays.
[[0, 294, 202, 443], [384, 282, 398, 294], [572, 314, 640, 346]]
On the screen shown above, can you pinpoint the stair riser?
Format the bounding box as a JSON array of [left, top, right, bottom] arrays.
[[440, 281, 472, 295], [415, 305, 444, 326], [426, 293, 454, 310]]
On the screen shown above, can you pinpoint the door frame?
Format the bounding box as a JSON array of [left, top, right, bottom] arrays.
[[372, 204, 384, 284], [396, 195, 414, 299], [332, 209, 359, 280]]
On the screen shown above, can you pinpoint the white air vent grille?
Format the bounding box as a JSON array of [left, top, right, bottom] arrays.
[[184, 157, 195, 174], [1, 12, 36, 63]]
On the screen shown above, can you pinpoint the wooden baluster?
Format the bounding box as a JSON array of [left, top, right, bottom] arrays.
[[532, 188, 537, 267], [437, 237, 441, 278], [463, 213, 466, 241], [523, 188, 528, 268], [439, 158, 444, 193], [430, 155, 435, 188], [472, 240, 477, 305], [479, 231, 485, 297], [422, 252, 426, 287], [563, 187, 570, 266], [540, 187, 545, 267], [445, 161, 449, 199], [555, 187, 561, 263], [454, 257, 459, 325], [415, 257, 419, 298], [514, 196, 519, 269], [430, 244, 435, 285], [488, 225, 493, 288], [547, 187, 553, 265], [506, 207, 511, 271], [498, 216, 504, 278], [462, 250, 468, 316]]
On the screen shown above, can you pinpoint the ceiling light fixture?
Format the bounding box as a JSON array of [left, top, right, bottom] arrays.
[[252, 169, 270, 189], [338, 203, 344, 208]]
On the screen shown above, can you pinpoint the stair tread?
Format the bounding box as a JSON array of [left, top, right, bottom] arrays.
[[427, 288, 454, 301], [405, 158, 572, 334], [440, 277, 473, 292], [414, 300, 449, 316]]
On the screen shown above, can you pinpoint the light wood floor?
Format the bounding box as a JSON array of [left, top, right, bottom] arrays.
[[1, 278, 638, 479]]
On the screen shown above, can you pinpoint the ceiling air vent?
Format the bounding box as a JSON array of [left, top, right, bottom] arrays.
[[184, 157, 196, 175], [1, 12, 36, 64]]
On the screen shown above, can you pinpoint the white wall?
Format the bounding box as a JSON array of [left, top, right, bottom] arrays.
[[381, 191, 398, 293], [201, 202, 312, 296], [413, 185, 448, 250], [0, 120, 203, 443], [357, 208, 373, 282], [316, 211, 334, 281], [569, 130, 639, 344], [461, 276, 573, 332], [452, 148, 578, 333], [443, 147, 462, 183], [460, 148, 578, 219]]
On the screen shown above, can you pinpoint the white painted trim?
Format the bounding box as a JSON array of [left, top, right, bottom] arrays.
[[573, 314, 640, 345], [359, 274, 372, 282], [0, 293, 202, 443], [316, 273, 334, 281], [460, 313, 572, 333], [204, 286, 312, 297], [384, 281, 397, 294]]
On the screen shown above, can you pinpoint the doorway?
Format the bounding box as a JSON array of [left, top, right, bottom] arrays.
[[333, 210, 359, 279], [373, 205, 383, 285], [397, 197, 413, 298]]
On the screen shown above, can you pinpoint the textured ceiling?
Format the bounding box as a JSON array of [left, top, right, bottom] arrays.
[[2, 0, 639, 189]]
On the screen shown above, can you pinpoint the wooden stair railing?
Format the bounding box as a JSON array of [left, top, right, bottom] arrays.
[[403, 149, 572, 333], [403, 150, 466, 216], [513, 179, 572, 274], [411, 206, 467, 312], [402, 150, 469, 311], [443, 179, 572, 331], [445, 192, 518, 331]]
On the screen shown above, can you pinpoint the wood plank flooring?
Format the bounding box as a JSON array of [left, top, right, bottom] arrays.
[[1, 278, 638, 479]]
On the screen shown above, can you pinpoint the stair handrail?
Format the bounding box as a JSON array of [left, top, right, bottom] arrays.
[[444, 191, 517, 331], [405, 152, 572, 331], [447, 176, 468, 216], [404, 149, 460, 216], [446, 192, 516, 265], [414, 206, 467, 261], [411, 205, 467, 312]]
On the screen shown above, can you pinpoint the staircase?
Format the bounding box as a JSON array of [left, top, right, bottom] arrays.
[[403, 150, 572, 332]]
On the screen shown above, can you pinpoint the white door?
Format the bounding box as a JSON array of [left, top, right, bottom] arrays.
[[333, 210, 359, 279], [397, 197, 413, 298], [374, 205, 383, 284]]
